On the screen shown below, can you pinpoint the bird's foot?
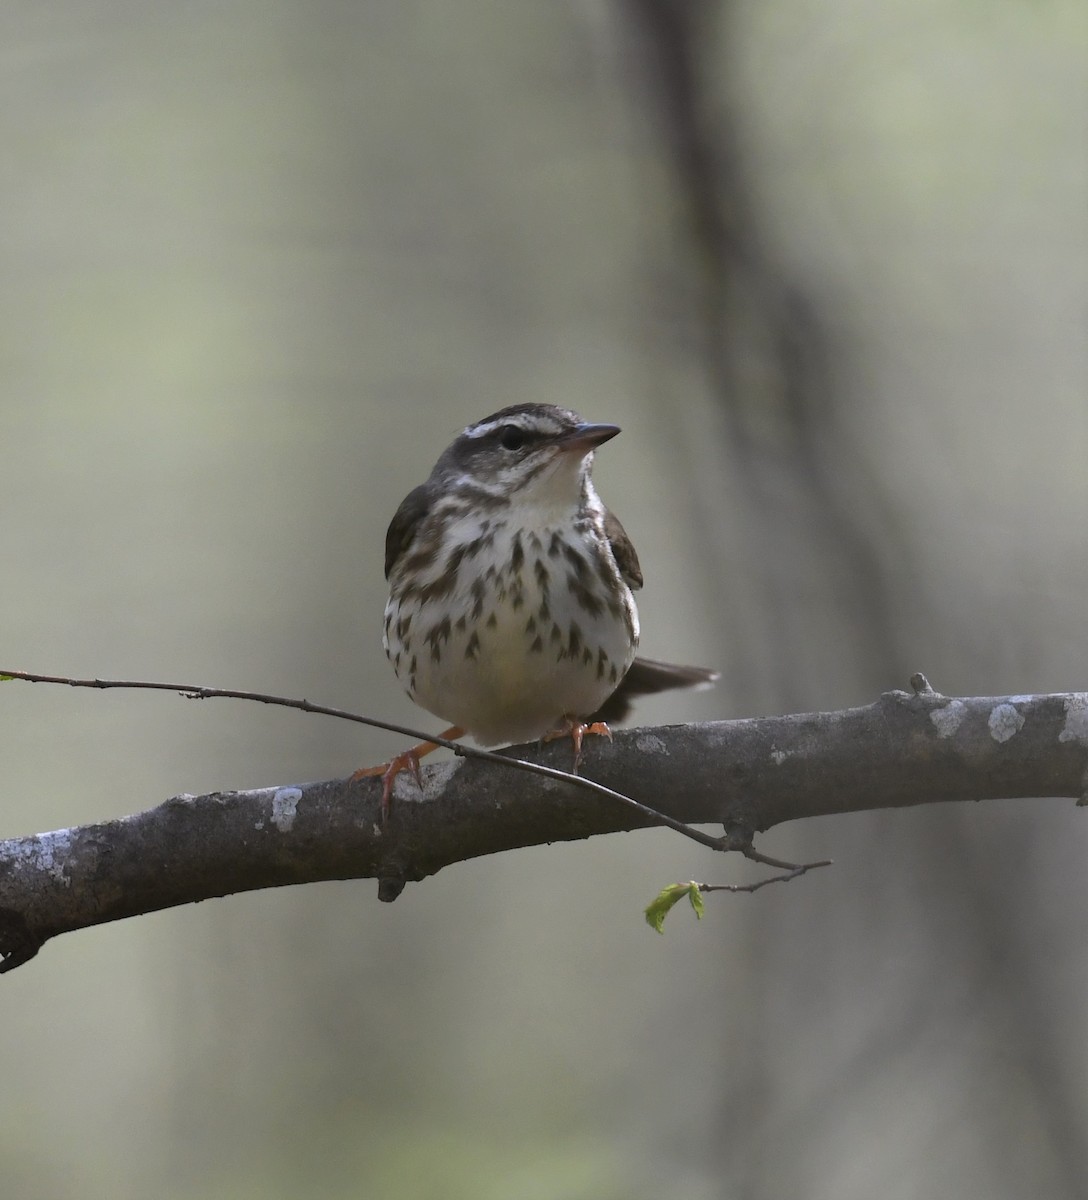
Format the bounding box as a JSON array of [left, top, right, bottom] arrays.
[[351, 725, 464, 821], [543, 716, 613, 773], [352, 749, 423, 823]]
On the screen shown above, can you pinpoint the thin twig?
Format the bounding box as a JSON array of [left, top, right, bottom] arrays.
[[741, 845, 832, 873], [700, 856, 832, 894], [0, 668, 729, 852]]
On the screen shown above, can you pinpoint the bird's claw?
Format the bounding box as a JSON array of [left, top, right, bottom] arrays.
[[545, 717, 613, 773], [352, 748, 424, 823]]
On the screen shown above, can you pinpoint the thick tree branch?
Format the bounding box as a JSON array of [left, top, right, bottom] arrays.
[[1, 681, 1086, 972]]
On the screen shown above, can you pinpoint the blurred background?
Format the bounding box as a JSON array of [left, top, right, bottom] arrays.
[[1, 2, 1085, 1197]]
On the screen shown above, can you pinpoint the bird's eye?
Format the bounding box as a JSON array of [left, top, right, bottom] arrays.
[[498, 425, 526, 451]]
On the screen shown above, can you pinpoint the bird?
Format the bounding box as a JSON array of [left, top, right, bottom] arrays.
[[360, 403, 717, 815]]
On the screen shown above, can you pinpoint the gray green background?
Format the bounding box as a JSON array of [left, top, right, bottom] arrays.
[[2, 3, 1085, 1197]]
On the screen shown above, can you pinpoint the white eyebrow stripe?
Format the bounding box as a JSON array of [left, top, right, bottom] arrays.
[[463, 415, 557, 440], [462, 421, 501, 439]]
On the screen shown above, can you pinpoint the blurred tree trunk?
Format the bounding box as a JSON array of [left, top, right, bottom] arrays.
[[620, 0, 907, 708]]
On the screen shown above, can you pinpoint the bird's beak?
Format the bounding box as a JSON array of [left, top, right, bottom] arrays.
[[559, 422, 621, 453]]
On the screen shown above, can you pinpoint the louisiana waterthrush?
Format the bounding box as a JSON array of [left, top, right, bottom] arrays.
[[363, 403, 716, 814]]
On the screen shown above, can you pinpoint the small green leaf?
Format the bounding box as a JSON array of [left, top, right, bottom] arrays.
[[0, 675, 14, 682], [645, 882, 701, 934]]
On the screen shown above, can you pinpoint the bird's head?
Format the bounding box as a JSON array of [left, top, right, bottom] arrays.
[[434, 403, 620, 515]]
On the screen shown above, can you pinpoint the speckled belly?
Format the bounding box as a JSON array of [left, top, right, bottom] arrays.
[[384, 524, 638, 745]]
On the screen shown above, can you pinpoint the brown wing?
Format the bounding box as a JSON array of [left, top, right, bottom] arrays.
[[383, 483, 434, 580], [589, 656, 719, 725], [604, 507, 643, 590]]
